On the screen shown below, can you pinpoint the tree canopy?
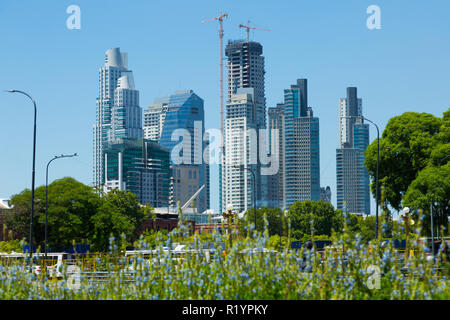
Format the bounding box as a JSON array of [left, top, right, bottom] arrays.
[[238, 201, 346, 241], [364, 109, 449, 236], [403, 164, 450, 236], [5, 177, 150, 251], [287, 201, 344, 240], [238, 206, 285, 236], [364, 111, 447, 211]]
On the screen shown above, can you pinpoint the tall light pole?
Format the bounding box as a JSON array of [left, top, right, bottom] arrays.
[[6, 90, 37, 262], [430, 204, 435, 257], [431, 156, 449, 246], [343, 115, 380, 239], [401, 207, 414, 266], [234, 165, 257, 229], [45, 153, 78, 259]]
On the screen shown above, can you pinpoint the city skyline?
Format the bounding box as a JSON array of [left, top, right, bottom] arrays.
[[1, 1, 449, 215]]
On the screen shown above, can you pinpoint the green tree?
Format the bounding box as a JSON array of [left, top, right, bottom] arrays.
[[5, 177, 102, 249], [267, 235, 290, 251], [359, 216, 377, 242], [141, 229, 169, 249], [345, 214, 377, 243], [287, 201, 343, 239], [403, 164, 450, 236], [90, 189, 146, 251], [0, 239, 23, 253], [238, 207, 284, 237], [365, 111, 445, 211], [5, 178, 148, 252]]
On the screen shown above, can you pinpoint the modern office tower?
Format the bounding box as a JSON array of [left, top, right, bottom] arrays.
[[157, 90, 209, 213], [283, 79, 320, 208], [336, 87, 370, 215], [222, 40, 267, 213], [267, 103, 285, 209], [94, 48, 129, 188], [320, 186, 332, 203], [339, 87, 362, 148], [103, 138, 170, 208], [143, 97, 169, 142]]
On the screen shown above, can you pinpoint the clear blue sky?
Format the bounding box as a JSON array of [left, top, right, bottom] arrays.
[[0, 0, 449, 215]]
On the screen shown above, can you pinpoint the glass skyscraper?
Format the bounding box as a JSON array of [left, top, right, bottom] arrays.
[[104, 138, 170, 208], [336, 87, 370, 215], [155, 90, 210, 213], [268, 79, 320, 208]]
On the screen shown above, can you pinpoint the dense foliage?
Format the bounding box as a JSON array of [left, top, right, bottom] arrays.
[[365, 110, 450, 237], [239, 202, 380, 243], [0, 240, 22, 253], [4, 177, 149, 252]]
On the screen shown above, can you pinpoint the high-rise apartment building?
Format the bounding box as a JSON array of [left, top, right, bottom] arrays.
[[222, 88, 258, 213], [225, 40, 266, 126], [143, 98, 169, 142], [221, 40, 267, 213], [336, 87, 370, 215]]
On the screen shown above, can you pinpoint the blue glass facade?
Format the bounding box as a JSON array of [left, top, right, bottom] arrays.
[[159, 90, 209, 212], [354, 123, 371, 214], [283, 79, 320, 207], [104, 138, 170, 208]]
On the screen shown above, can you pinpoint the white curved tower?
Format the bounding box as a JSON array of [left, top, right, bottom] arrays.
[[93, 48, 141, 188]]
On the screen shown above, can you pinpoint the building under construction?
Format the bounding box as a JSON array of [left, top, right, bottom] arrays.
[[221, 39, 267, 214]]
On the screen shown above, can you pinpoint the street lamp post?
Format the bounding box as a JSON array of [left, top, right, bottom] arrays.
[[401, 207, 415, 266], [343, 115, 380, 239], [234, 165, 257, 229], [430, 204, 435, 257], [402, 207, 410, 264], [6, 90, 37, 262], [45, 153, 78, 259]]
